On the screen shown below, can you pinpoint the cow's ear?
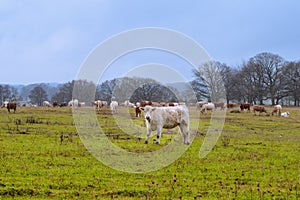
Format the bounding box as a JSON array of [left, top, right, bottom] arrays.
[[140, 107, 144, 111], [151, 107, 156, 111]]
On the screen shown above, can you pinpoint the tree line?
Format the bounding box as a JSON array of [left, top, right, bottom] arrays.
[[216, 52, 300, 106], [0, 52, 299, 106]]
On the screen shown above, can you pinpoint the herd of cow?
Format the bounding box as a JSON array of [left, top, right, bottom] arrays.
[[1, 99, 290, 145], [196, 102, 289, 117], [0, 99, 290, 120]]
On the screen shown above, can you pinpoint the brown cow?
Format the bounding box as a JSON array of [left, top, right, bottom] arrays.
[[214, 102, 225, 110], [253, 105, 268, 115], [227, 103, 237, 109], [167, 102, 175, 107], [135, 106, 141, 117], [53, 101, 58, 107], [1, 102, 17, 113], [240, 103, 251, 112]]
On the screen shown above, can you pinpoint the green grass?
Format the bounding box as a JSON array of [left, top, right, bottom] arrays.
[[0, 106, 299, 199]]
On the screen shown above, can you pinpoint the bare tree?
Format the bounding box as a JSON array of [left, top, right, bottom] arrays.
[[217, 63, 242, 103], [282, 61, 300, 106], [130, 83, 178, 103], [251, 52, 285, 105], [97, 79, 118, 103], [111, 77, 158, 103], [190, 78, 209, 101], [0, 85, 19, 103], [193, 61, 226, 102], [245, 58, 267, 104], [29, 86, 48, 106], [72, 79, 96, 105], [52, 81, 74, 103]]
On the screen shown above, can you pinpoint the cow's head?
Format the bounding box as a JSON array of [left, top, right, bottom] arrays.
[[1, 102, 8, 108], [140, 106, 156, 123]]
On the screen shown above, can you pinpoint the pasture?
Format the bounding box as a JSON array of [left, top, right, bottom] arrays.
[[0, 106, 299, 199]]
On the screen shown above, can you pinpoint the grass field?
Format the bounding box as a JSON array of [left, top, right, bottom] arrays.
[[0, 106, 299, 199]]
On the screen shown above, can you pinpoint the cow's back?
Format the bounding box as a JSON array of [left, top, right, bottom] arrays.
[[162, 106, 188, 128]]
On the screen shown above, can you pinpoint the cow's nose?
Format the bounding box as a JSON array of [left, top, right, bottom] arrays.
[[146, 116, 150, 122]]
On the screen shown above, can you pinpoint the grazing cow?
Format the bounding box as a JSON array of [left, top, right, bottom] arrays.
[[135, 106, 141, 117], [159, 102, 167, 107], [271, 105, 282, 116], [214, 102, 225, 110], [78, 102, 86, 107], [123, 100, 134, 108], [240, 103, 251, 112], [167, 102, 175, 107], [1, 102, 17, 113], [140, 100, 152, 107], [196, 101, 207, 110], [168, 102, 175, 106], [128, 102, 135, 107], [68, 99, 79, 108], [227, 103, 237, 109], [253, 105, 268, 115], [110, 101, 118, 114], [281, 111, 290, 117], [122, 100, 129, 107], [43, 101, 51, 107], [102, 101, 108, 107], [59, 102, 67, 107], [94, 100, 106, 112], [140, 105, 190, 145], [200, 103, 215, 114]]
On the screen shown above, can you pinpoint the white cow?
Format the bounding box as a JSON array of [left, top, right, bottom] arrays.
[[110, 101, 118, 114], [200, 102, 215, 114], [43, 101, 51, 107], [271, 105, 282, 116], [79, 102, 85, 107], [68, 99, 79, 108], [281, 111, 290, 117], [128, 102, 135, 107], [140, 105, 190, 145], [2, 101, 8, 108], [123, 100, 135, 108]]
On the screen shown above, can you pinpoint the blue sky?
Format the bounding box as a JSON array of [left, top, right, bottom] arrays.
[[0, 0, 299, 85]]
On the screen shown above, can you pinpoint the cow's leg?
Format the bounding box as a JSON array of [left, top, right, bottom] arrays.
[[156, 127, 162, 144], [179, 124, 190, 145], [144, 127, 152, 144]]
